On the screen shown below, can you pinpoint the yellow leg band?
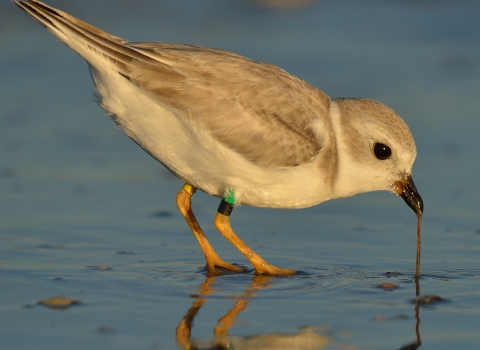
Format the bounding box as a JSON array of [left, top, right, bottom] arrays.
[[182, 183, 197, 196]]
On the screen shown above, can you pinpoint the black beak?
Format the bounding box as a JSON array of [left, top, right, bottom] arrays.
[[394, 175, 423, 218]]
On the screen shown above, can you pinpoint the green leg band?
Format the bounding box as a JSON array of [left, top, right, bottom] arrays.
[[224, 189, 235, 205]]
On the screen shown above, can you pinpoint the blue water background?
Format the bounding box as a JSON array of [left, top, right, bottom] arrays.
[[1, 1, 479, 349]]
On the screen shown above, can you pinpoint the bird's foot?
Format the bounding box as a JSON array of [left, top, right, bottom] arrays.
[[253, 263, 298, 276], [205, 258, 248, 276]]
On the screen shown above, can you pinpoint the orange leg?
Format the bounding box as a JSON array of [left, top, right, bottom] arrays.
[[214, 299, 249, 347], [176, 184, 245, 274], [176, 275, 273, 349], [176, 277, 216, 348], [214, 213, 297, 276], [175, 298, 206, 348], [213, 277, 270, 343]]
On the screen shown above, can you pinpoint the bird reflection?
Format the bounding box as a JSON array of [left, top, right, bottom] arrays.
[[397, 277, 422, 350], [176, 275, 331, 349], [176, 275, 423, 349], [396, 303, 421, 350]]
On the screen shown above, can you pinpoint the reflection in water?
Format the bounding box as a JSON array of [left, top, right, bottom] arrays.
[[176, 275, 331, 349], [397, 304, 421, 350], [415, 303, 421, 349], [415, 275, 420, 297], [397, 277, 422, 350], [176, 275, 424, 349]]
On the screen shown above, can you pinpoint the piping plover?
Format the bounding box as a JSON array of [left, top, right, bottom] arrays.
[[15, 0, 423, 275]]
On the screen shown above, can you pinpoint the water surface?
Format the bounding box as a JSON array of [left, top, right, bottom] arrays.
[[1, 1, 480, 349]]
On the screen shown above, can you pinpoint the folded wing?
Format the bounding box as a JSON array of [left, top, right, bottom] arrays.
[[16, 0, 332, 169]]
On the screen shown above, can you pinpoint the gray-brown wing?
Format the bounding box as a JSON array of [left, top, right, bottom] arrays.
[[15, 0, 331, 169], [125, 43, 332, 168]]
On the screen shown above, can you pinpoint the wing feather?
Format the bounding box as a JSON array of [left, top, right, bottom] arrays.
[[16, 0, 332, 168], [126, 43, 332, 167]]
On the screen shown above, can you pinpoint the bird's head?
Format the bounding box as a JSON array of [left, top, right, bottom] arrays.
[[332, 98, 423, 217]]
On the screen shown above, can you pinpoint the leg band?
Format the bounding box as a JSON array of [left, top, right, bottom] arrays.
[[182, 183, 197, 195], [217, 199, 234, 216]]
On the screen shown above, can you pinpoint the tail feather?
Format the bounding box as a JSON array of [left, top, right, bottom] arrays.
[[14, 0, 156, 70]]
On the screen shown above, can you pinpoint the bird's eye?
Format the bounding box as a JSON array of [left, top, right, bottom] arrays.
[[373, 142, 391, 160]]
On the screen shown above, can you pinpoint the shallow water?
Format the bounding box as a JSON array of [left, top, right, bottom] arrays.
[[1, 0, 480, 349]]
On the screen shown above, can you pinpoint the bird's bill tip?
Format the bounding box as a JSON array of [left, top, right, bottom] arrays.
[[394, 175, 423, 218]]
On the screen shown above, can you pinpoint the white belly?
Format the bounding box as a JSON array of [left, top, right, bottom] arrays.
[[91, 68, 331, 209]]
